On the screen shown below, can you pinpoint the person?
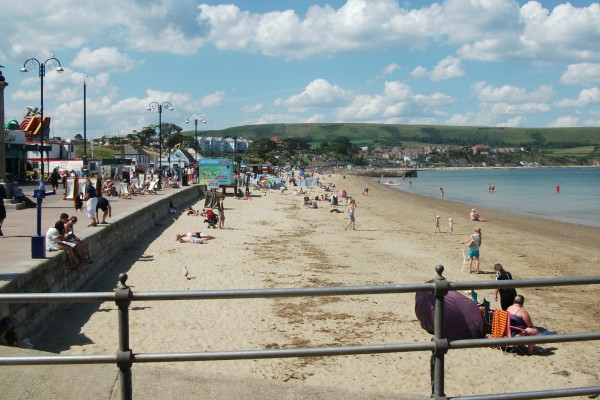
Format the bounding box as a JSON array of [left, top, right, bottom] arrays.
[[175, 232, 216, 244], [466, 226, 482, 274], [212, 196, 225, 229], [61, 214, 93, 265], [507, 295, 539, 355], [0, 317, 19, 347], [0, 181, 6, 236], [434, 215, 441, 233], [493, 263, 517, 311], [469, 208, 487, 222], [448, 217, 453, 235], [344, 198, 356, 230], [11, 180, 36, 208], [45, 221, 79, 268], [555, 184, 560, 193], [49, 167, 60, 194], [439, 187, 444, 198], [96, 196, 112, 224], [84, 179, 98, 226]]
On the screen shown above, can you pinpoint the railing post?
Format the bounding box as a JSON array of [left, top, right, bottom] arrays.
[[115, 273, 133, 400], [431, 265, 449, 400]]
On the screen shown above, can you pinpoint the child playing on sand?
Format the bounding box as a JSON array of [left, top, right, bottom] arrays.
[[448, 217, 453, 234], [434, 215, 441, 233]]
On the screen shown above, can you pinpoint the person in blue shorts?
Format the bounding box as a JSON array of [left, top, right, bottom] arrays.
[[466, 226, 481, 274]]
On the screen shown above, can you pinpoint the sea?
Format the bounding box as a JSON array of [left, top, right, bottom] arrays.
[[375, 167, 600, 228]]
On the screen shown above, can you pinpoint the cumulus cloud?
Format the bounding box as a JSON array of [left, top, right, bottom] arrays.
[[561, 63, 600, 85], [555, 87, 600, 107], [383, 63, 399, 74], [275, 79, 353, 110], [430, 56, 465, 81], [548, 114, 581, 127], [201, 91, 225, 108], [72, 48, 138, 73]]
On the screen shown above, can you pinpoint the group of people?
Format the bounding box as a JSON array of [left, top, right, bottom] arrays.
[[45, 213, 93, 269]]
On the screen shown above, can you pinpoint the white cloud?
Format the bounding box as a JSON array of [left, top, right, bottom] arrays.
[[496, 116, 527, 127], [241, 104, 263, 113], [548, 114, 581, 127], [383, 63, 399, 74], [555, 87, 600, 107], [473, 82, 554, 103], [201, 91, 225, 108], [561, 63, 600, 85], [430, 56, 464, 81], [410, 66, 428, 79], [276, 79, 353, 110], [72, 48, 138, 73]]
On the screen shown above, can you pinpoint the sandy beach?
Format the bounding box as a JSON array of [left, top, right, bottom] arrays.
[[33, 173, 600, 398]]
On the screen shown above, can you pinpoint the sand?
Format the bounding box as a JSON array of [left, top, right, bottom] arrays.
[[34, 173, 600, 398]]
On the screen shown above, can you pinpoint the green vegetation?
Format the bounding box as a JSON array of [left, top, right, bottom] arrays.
[[193, 123, 600, 150]]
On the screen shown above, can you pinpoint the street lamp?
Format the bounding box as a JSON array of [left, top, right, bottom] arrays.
[[168, 129, 177, 174], [20, 56, 64, 180], [185, 115, 206, 161], [146, 101, 173, 170]]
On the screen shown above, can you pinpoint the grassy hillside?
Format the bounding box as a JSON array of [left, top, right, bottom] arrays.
[[184, 123, 600, 149]]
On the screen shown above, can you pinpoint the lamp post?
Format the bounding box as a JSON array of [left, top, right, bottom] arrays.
[[146, 101, 173, 171], [20, 56, 64, 180], [185, 115, 206, 161], [21, 56, 64, 259]]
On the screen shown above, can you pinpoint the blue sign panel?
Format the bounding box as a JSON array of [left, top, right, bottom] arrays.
[[198, 158, 233, 185]]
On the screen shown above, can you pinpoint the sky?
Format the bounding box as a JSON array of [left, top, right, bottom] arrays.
[[1, 0, 599, 140]]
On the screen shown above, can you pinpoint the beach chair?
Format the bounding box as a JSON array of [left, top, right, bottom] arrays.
[[489, 309, 527, 355], [119, 182, 132, 199], [130, 179, 144, 195], [146, 179, 159, 194], [461, 249, 470, 272]]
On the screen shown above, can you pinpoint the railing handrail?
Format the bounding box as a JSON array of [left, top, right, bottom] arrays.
[[2, 275, 599, 303], [1, 270, 599, 400]]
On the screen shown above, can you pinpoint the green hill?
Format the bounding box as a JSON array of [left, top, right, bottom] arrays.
[[184, 123, 600, 149]]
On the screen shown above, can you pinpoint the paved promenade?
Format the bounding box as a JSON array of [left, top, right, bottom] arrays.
[[0, 182, 179, 278]]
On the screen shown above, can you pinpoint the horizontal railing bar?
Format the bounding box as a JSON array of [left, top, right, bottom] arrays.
[[1, 276, 598, 304], [3, 332, 597, 367], [451, 385, 600, 400], [449, 332, 600, 349], [448, 276, 600, 291], [132, 283, 435, 301], [133, 342, 434, 363], [0, 292, 116, 303], [0, 354, 116, 366]]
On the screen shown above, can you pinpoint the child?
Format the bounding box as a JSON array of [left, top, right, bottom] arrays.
[[434, 215, 441, 233], [448, 217, 453, 234]]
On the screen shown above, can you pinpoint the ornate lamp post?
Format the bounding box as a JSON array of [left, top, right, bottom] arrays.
[[185, 115, 206, 161], [21, 56, 64, 259], [20, 56, 64, 180], [146, 101, 173, 171]]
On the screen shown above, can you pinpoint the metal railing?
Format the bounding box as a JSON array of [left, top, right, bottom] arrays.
[[1, 266, 599, 400]]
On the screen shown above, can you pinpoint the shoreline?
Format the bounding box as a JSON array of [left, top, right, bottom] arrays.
[[31, 173, 600, 397]]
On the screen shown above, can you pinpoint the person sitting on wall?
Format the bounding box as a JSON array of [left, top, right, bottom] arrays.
[[10, 179, 36, 208]]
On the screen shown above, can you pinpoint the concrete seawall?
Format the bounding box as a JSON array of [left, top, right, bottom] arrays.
[[0, 185, 203, 336]]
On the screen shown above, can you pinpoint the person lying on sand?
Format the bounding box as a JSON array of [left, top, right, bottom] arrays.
[[176, 232, 216, 244]]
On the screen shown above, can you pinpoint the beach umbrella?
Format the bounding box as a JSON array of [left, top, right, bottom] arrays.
[[415, 290, 486, 340]]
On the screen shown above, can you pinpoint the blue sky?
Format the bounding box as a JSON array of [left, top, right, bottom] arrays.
[[1, 0, 599, 139]]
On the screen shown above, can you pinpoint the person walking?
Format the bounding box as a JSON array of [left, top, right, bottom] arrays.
[[84, 179, 98, 227], [49, 168, 61, 194], [212, 196, 225, 229], [344, 198, 356, 230]]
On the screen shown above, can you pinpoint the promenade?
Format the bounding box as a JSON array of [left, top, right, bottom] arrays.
[[0, 182, 179, 277]]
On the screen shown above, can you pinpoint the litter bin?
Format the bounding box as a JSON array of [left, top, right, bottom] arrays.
[[182, 175, 188, 186]]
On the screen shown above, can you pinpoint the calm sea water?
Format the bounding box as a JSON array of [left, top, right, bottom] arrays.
[[376, 167, 600, 228]]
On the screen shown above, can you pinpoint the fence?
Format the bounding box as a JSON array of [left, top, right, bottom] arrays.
[[1, 266, 600, 400]]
